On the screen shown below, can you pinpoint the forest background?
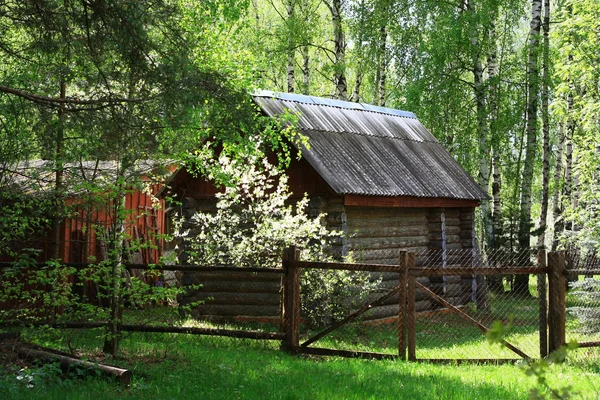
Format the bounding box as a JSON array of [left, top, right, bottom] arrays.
[[0, 0, 599, 260]]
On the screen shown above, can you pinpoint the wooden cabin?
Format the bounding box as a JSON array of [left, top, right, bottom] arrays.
[[165, 91, 489, 323]]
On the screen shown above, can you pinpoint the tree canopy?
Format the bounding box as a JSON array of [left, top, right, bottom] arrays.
[[1, 0, 599, 253]]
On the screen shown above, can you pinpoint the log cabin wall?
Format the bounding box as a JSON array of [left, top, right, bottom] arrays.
[[345, 206, 429, 264], [339, 205, 477, 319]]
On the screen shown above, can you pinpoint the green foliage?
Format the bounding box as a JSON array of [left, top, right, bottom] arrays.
[[301, 266, 378, 326], [176, 154, 378, 325]]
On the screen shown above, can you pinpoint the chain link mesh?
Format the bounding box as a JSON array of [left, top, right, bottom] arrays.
[[565, 250, 600, 363], [8, 249, 600, 363]]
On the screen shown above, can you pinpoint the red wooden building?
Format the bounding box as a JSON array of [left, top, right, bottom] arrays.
[[2, 160, 169, 264]]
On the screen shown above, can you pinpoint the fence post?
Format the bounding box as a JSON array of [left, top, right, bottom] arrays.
[[282, 246, 301, 352], [398, 251, 408, 360], [548, 251, 566, 354], [406, 252, 417, 362], [538, 250, 548, 358]]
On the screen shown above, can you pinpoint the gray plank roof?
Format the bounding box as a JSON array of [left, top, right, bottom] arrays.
[[253, 91, 489, 201]]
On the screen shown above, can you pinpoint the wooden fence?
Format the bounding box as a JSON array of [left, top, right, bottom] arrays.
[[0, 249, 589, 361], [281, 248, 573, 362]]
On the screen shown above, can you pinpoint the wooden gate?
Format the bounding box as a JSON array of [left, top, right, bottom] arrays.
[[281, 248, 565, 362]]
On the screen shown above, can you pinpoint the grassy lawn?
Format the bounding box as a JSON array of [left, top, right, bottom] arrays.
[[1, 328, 599, 400]]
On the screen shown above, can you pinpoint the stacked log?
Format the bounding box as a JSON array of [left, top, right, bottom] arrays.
[[345, 207, 429, 265]]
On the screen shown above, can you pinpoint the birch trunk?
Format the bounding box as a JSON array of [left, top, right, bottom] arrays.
[[551, 123, 565, 251], [302, 45, 310, 94], [474, 56, 491, 248], [377, 25, 387, 106], [537, 0, 550, 250], [488, 21, 502, 249], [286, 0, 296, 93], [517, 0, 542, 250], [329, 0, 347, 100], [515, 0, 542, 295]]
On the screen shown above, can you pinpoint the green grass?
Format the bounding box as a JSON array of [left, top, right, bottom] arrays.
[[2, 328, 599, 400]]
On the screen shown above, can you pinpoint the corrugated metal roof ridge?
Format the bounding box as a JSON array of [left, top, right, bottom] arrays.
[[252, 90, 417, 120], [258, 97, 438, 144]]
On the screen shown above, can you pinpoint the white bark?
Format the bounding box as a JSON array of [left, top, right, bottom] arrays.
[[518, 0, 542, 249], [537, 0, 550, 249], [329, 0, 347, 100]]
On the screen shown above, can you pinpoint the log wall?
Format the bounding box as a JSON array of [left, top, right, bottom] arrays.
[[178, 270, 282, 324]]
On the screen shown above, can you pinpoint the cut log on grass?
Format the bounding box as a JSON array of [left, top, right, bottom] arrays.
[[16, 347, 132, 386]]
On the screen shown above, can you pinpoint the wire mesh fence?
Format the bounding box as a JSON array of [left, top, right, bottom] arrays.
[[565, 250, 600, 362], [410, 249, 544, 361], [2, 248, 592, 363], [290, 247, 546, 361], [295, 251, 405, 358]]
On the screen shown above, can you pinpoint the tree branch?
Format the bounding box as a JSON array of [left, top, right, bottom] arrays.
[[0, 85, 144, 107]]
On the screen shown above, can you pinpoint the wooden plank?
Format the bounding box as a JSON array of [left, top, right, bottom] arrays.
[[347, 236, 429, 249], [0, 262, 285, 274], [538, 250, 548, 358], [407, 274, 416, 361], [283, 247, 302, 352], [548, 252, 566, 353], [414, 359, 520, 365], [410, 267, 548, 277], [345, 207, 427, 218], [188, 304, 281, 317], [344, 195, 480, 208], [575, 342, 600, 348], [398, 252, 408, 360], [289, 260, 403, 273], [193, 280, 281, 294], [119, 325, 285, 340], [416, 281, 531, 359], [187, 292, 281, 306], [348, 225, 429, 238]]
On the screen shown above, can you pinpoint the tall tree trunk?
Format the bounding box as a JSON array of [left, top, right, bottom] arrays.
[[474, 56, 491, 249], [536, 0, 550, 250], [551, 123, 565, 251], [301, 45, 310, 94], [286, 0, 296, 93], [350, 0, 366, 103], [329, 0, 347, 100], [377, 25, 387, 106], [52, 80, 66, 260], [488, 21, 501, 249], [515, 0, 542, 295]]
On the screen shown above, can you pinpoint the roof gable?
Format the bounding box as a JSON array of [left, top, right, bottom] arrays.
[[253, 91, 488, 201]]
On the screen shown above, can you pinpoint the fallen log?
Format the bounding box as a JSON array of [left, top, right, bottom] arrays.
[[16, 347, 131, 386]]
